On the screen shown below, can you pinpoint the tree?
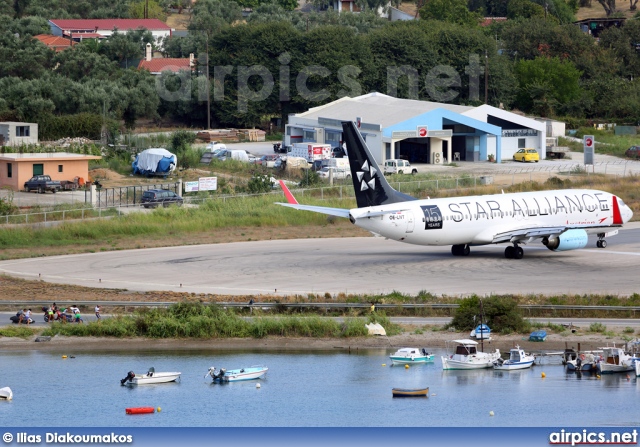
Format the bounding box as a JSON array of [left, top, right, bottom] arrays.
[[129, 0, 168, 21], [189, 0, 242, 36], [53, 45, 118, 81], [597, 0, 616, 15], [514, 56, 582, 116], [419, 0, 482, 27], [449, 295, 529, 334], [507, 0, 545, 19]]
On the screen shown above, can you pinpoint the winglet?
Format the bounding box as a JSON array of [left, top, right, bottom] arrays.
[[279, 180, 298, 205]]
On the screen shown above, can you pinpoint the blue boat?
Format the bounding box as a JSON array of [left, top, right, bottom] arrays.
[[529, 330, 547, 342], [205, 365, 268, 382], [469, 324, 491, 340]]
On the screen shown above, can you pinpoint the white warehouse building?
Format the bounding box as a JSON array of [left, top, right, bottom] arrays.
[[285, 93, 547, 164]]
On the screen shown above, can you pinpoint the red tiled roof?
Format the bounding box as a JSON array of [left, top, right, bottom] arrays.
[[49, 19, 172, 32], [33, 34, 75, 52], [480, 17, 507, 27], [138, 58, 193, 74]]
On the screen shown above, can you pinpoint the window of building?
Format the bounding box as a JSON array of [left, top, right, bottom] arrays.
[[303, 130, 315, 141], [518, 138, 526, 148], [326, 132, 340, 143], [16, 126, 30, 137], [7, 163, 12, 178], [58, 165, 63, 173]]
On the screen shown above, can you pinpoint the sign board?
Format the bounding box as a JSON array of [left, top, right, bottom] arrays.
[[199, 177, 217, 191], [417, 126, 428, 138], [428, 130, 452, 138], [391, 131, 416, 139], [184, 181, 199, 193], [583, 134, 594, 165]]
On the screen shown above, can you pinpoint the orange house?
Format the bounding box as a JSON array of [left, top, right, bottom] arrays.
[[0, 153, 101, 192]]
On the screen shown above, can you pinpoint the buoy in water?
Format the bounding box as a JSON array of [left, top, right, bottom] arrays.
[[125, 407, 155, 415], [541, 372, 546, 378], [62, 355, 67, 359], [382, 364, 386, 367], [256, 383, 261, 389], [489, 411, 495, 417], [157, 407, 161, 412], [405, 364, 409, 369]]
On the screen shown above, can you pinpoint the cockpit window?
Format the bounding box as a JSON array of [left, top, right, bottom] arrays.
[[618, 198, 626, 207]]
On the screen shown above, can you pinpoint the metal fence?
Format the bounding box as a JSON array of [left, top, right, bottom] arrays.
[[92, 182, 181, 208]]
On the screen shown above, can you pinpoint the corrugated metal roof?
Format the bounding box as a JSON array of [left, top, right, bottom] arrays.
[[296, 93, 473, 129], [49, 19, 172, 31]]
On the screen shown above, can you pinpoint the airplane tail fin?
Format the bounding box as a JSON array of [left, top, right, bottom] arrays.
[[342, 121, 416, 208]]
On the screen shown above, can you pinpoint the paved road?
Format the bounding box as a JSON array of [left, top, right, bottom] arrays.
[[0, 224, 638, 297]]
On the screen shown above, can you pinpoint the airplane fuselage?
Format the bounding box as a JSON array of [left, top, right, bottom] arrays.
[[349, 189, 632, 246]]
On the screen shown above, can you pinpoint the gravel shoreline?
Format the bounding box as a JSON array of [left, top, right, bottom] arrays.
[[1, 327, 634, 354]]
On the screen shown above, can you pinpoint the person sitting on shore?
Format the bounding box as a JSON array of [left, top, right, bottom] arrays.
[[16, 308, 25, 324], [71, 306, 83, 323], [24, 308, 32, 325]]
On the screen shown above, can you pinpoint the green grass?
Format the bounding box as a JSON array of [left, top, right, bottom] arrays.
[[0, 326, 39, 338], [39, 302, 378, 339], [562, 128, 640, 157]]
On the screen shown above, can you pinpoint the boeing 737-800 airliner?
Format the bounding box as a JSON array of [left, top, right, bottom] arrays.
[[277, 122, 633, 259]]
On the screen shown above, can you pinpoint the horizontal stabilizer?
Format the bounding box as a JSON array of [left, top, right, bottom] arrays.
[[275, 203, 351, 218]]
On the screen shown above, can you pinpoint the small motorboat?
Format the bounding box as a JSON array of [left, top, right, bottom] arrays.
[[566, 351, 602, 372], [392, 387, 429, 397], [389, 347, 434, 365], [597, 346, 635, 374], [126, 407, 155, 415], [469, 324, 491, 340], [493, 346, 535, 370], [120, 367, 181, 386], [442, 339, 501, 370], [205, 365, 268, 382], [0, 387, 13, 400]]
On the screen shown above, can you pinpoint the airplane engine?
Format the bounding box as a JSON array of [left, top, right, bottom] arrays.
[[542, 229, 588, 251]]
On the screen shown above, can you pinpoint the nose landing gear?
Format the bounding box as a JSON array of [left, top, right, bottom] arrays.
[[504, 244, 524, 259]]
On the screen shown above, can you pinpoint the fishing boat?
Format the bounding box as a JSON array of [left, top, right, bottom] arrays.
[[0, 387, 12, 400], [120, 368, 181, 386], [565, 351, 602, 372], [597, 346, 635, 374], [493, 346, 535, 370], [441, 339, 501, 370], [205, 365, 268, 382], [389, 347, 434, 365], [469, 324, 491, 340], [392, 387, 429, 397]]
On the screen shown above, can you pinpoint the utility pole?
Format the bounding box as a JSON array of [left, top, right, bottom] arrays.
[[205, 32, 210, 130], [145, 0, 149, 19], [484, 50, 488, 104]]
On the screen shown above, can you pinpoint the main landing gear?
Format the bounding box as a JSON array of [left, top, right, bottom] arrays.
[[596, 233, 607, 248], [504, 244, 524, 259], [451, 244, 470, 256]]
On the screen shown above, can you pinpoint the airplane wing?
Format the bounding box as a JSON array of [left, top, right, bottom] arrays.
[[491, 224, 622, 244]]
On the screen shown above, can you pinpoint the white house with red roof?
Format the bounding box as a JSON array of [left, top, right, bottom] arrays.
[[138, 43, 194, 75], [48, 19, 173, 45]]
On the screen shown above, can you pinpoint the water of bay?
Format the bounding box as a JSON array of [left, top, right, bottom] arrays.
[[1, 347, 639, 427]]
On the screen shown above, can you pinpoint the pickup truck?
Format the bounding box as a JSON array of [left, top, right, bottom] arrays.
[[24, 175, 62, 193]]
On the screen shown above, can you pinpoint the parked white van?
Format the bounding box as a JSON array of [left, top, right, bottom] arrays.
[[206, 141, 226, 152], [216, 149, 249, 162], [383, 159, 417, 175], [317, 167, 351, 180]]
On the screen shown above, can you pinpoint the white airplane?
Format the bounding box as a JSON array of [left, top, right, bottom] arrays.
[[277, 121, 633, 259]]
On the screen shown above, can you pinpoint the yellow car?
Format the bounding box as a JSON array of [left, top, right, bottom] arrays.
[[513, 148, 539, 162]]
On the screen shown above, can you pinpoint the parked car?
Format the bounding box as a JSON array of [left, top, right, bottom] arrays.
[[625, 145, 640, 159], [383, 159, 417, 175], [24, 175, 62, 193], [317, 167, 351, 180], [141, 189, 184, 208], [206, 141, 227, 152], [257, 154, 280, 167], [513, 148, 539, 162]]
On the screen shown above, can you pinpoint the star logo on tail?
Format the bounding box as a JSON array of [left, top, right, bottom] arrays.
[[356, 160, 378, 192]]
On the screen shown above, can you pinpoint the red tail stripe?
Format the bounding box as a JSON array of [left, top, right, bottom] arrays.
[[612, 196, 623, 225], [279, 180, 298, 205]]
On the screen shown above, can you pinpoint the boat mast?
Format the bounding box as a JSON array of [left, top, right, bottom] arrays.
[[479, 298, 485, 352]]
